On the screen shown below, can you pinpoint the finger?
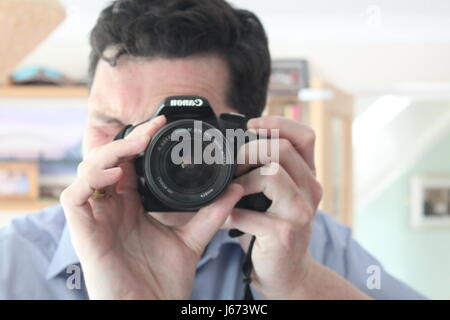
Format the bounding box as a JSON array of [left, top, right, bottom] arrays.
[[234, 137, 276, 177], [61, 171, 123, 255], [115, 162, 138, 194], [74, 137, 147, 205], [247, 116, 317, 175], [75, 115, 166, 197], [61, 116, 167, 246], [85, 116, 166, 171], [230, 208, 300, 252], [63, 116, 166, 216], [235, 163, 314, 222], [235, 138, 312, 189], [125, 115, 166, 140], [70, 166, 123, 207], [236, 162, 296, 200], [179, 183, 244, 254], [60, 183, 97, 242], [112, 116, 167, 194]]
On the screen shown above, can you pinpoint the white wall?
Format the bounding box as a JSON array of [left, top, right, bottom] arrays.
[[354, 98, 450, 210]]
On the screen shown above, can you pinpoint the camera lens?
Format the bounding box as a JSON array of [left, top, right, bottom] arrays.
[[165, 148, 218, 191], [144, 119, 233, 211]]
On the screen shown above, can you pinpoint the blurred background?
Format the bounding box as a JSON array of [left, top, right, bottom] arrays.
[[1, 0, 450, 299]]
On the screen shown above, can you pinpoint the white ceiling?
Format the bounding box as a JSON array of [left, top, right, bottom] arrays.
[[17, 0, 450, 95]]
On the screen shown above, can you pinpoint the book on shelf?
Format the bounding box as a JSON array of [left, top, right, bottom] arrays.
[[282, 104, 302, 121]]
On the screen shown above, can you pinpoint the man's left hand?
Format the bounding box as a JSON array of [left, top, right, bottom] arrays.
[[232, 116, 323, 299]]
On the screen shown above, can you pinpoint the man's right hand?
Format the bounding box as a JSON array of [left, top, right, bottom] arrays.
[[60, 115, 244, 299]]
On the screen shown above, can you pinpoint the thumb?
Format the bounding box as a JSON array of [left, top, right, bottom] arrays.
[[179, 183, 244, 254]]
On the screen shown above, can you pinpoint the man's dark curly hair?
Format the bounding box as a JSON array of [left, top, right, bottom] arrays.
[[88, 0, 271, 119]]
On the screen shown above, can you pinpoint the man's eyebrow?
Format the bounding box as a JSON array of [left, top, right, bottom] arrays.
[[91, 110, 126, 126]]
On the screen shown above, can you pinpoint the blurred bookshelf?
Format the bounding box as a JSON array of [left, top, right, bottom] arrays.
[[0, 85, 88, 98], [0, 85, 85, 220], [0, 199, 58, 212]]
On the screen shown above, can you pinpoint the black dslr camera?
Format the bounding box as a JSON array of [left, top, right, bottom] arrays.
[[115, 95, 271, 213]]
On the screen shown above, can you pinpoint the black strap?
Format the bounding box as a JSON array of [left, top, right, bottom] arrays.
[[242, 235, 256, 300], [230, 229, 256, 300]]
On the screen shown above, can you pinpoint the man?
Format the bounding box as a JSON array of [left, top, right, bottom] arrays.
[[0, 0, 424, 299]]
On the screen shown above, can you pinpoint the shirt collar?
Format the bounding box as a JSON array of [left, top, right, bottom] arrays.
[[46, 205, 241, 280], [46, 217, 80, 280]]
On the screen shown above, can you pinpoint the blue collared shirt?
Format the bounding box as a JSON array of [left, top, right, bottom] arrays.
[[0, 204, 425, 299]]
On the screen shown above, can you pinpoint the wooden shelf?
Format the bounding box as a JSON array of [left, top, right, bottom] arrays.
[[0, 199, 58, 212], [0, 85, 88, 98]]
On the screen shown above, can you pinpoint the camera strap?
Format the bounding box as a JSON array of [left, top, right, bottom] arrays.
[[242, 235, 256, 300], [229, 230, 256, 300]]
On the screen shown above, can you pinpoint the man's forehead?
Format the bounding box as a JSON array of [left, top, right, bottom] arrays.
[[88, 54, 230, 123], [89, 58, 152, 116]]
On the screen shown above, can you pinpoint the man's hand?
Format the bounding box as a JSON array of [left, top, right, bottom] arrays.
[[232, 116, 370, 300], [60, 115, 244, 300]]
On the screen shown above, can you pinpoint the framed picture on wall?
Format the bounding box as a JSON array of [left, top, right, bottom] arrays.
[[0, 161, 39, 200], [411, 176, 450, 228], [269, 59, 309, 94]]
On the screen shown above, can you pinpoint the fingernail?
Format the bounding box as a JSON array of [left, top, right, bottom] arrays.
[[153, 115, 166, 124]]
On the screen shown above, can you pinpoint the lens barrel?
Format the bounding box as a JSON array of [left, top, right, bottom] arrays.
[[143, 119, 234, 211]]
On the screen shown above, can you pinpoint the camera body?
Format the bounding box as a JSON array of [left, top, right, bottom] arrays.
[[115, 95, 271, 213]]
